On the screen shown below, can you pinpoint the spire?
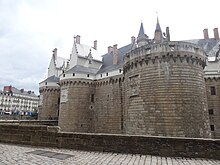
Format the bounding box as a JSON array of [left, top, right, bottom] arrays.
[[138, 22, 145, 37], [137, 22, 149, 47], [154, 15, 163, 43], [155, 15, 162, 32]]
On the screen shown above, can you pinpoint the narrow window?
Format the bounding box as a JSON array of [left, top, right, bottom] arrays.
[[91, 94, 94, 103], [100, 74, 102, 78], [45, 82, 47, 85], [208, 109, 214, 115], [119, 69, 122, 73], [210, 86, 216, 95], [210, 125, 215, 131], [63, 74, 65, 77], [106, 72, 108, 76], [73, 73, 75, 76], [87, 74, 90, 77]]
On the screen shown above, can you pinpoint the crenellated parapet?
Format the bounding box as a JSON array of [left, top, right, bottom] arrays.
[[205, 77, 220, 82], [39, 87, 60, 93], [60, 79, 94, 87], [95, 75, 125, 87], [123, 41, 207, 73]]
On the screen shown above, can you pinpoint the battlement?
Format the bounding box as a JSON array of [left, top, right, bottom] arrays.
[[124, 41, 206, 63], [39, 86, 60, 93], [123, 41, 207, 73]]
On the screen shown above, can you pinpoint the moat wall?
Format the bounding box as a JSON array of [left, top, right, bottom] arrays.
[[0, 124, 219, 160]]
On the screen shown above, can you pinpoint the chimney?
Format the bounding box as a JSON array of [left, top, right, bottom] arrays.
[[76, 35, 80, 44], [166, 27, 170, 41], [108, 46, 113, 54], [93, 40, 97, 50], [203, 29, 209, 40], [52, 48, 57, 60], [113, 44, 118, 65], [131, 36, 135, 44], [214, 28, 219, 40]]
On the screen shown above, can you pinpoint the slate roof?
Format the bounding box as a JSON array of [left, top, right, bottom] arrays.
[[138, 22, 145, 37], [11, 87, 37, 97], [40, 75, 59, 83], [98, 43, 133, 74], [65, 65, 99, 74], [56, 57, 68, 69], [75, 43, 102, 61], [184, 38, 220, 56]]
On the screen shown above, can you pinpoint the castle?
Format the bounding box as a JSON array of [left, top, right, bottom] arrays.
[[39, 19, 220, 139]]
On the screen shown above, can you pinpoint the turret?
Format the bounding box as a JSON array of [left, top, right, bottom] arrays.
[[154, 16, 163, 43], [137, 22, 149, 47]]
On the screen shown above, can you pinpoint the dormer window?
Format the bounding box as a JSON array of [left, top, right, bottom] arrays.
[[106, 72, 108, 76], [45, 82, 47, 85], [63, 74, 65, 77], [87, 74, 90, 77], [119, 69, 122, 73], [100, 74, 102, 78], [73, 73, 75, 76]]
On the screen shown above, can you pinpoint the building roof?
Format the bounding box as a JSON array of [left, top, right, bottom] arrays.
[[11, 87, 37, 97], [184, 38, 220, 56], [75, 43, 102, 61], [98, 43, 133, 73], [138, 22, 145, 37], [65, 65, 99, 74], [40, 75, 60, 83], [55, 57, 68, 69], [155, 17, 162, 32]]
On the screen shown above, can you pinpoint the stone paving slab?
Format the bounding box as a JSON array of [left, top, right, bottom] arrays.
[[0, 143, 219, 165]]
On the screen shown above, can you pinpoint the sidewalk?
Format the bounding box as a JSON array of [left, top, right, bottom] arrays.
[[0, 143, 219, 165]]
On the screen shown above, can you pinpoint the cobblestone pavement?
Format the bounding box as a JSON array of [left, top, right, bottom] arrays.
[[0, 143, 219, 165]]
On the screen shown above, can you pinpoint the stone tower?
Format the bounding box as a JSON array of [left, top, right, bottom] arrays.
[[38, 81, 60, 120], [38, 48, 66, 120], [123, 41, 211, 138]]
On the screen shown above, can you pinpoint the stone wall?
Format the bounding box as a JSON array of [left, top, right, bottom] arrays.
[[38, 87, 60, 120], [58, 79, 95, 132], [94, 75, 125, 134], [0, 124, 219, 160], [0, 120, 58, 126], [205, 78, 220, 139], [123, 42, 211, 138]]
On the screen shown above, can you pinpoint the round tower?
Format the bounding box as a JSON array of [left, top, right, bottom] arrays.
[[58, 73, 95, 132], [123, 41, 211, 138], [38, 76, 60, 120]]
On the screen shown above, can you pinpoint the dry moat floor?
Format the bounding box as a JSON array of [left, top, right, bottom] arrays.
[[0, 143, 219, 165]]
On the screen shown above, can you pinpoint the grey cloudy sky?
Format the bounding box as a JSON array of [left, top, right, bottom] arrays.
[[0, 0, 220, 95]]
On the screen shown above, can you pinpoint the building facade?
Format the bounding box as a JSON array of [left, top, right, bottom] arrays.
[[0, 86, 39, 116], [39, 20, 220, 139]]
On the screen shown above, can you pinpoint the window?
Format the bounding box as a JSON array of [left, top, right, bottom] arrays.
[[208, 109, 214, 115], [45, 82, 47, 85], [119, 69, 122, 73], [91, 94, 94, 103], [100, 74, 102, 78], [210, 86, 216, 95], [87, 74, 90, 77], [106, 72, 108, 76], [63, 74, 65, 77], [73, 73, 75, 76], [210, 125, 215, 131]]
